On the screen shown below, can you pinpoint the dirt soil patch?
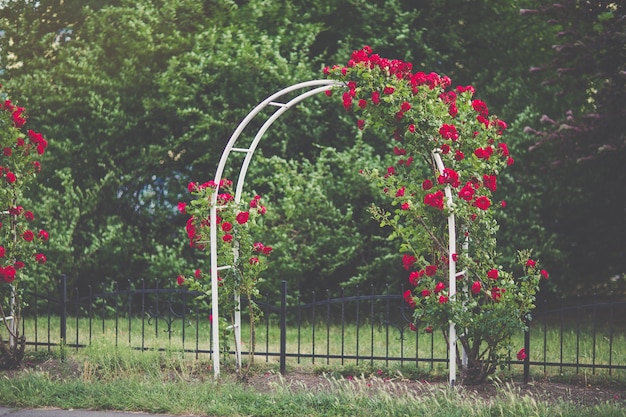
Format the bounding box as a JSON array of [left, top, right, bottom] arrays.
[[243, 369, 625, 407]]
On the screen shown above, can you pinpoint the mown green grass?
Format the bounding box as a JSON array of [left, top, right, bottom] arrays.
[[20, 314, 626, 383], [1, 342, 625, 417]]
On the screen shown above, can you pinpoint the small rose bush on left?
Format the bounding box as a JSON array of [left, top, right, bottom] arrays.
[[177, 179, 270, 368], [0, 85, 49, 368]]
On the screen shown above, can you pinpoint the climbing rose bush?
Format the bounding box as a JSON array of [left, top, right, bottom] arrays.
[[0, 86, 49, 367], [324, 47, 547, 384], [177, 179, 270, 363]]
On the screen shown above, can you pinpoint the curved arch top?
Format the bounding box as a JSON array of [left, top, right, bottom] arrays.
[[212, 79, 345, 205]]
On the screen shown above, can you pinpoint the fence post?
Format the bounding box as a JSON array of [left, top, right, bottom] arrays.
[[59, 274, 67, 343], [280, 280, 287, 375], [523, 317, 530, 384]]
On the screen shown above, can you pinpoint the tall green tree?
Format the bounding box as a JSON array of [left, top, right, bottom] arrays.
[[2, 0, 603, 298], [1, 0, 210, 288], [517, 1, 625, 295]]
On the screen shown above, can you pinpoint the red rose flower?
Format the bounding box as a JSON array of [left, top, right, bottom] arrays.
[[458, 183, 475, 201], [371, 91, 380, 104], [422, 179, 433, 190], [438, 124, 458, 141], [401, 202, 409, 210], [194, 269, 202, 279], [540, 269, 549, 279], [421, 289, 431, 297], [448, 103, 458, 117], [24, 211, 34, 221], [437, 168, 460, 187], [438, 295, 449, 304], [393, 146, 406, 156], [426, 265, 438, 277], [471, 281, 482, 295], [1, 266, 17, 284], [176, 275, 185, 286], [474, 147, 493, 160], [402, 254, 416, 270], [250, 197, 259, 208], [5, 171, 16, 184], [383, 86, 395, 95], [482, 174, 497, 192], [434, 281, 445, 293], [34, 253, 47, 264], [262, 246, 273, 256], [497, 142, 510, 157], [38, 230, 49, 241], [14, 261, 24, 269], [487, 269, 499, 280], [516, 348, 527, 361], [342, 92, 353, 110], [471, 99, 489, 116], [236, 211, 249, 224], [22, 230, 34, 242], [525, 259, 536, 268], [0, 246, 4, 257], [474, 196, 491, 210], [357, 119, 365, 130], [221, 222, 233, 232], [222, 234, 233, 243], [491, 286, 503, 301], [424, 190, 445, 210], [249, 257, 260, 265], [403, 289, 413, 302]]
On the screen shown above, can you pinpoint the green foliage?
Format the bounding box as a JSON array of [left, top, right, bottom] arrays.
[[515, 2, 626, 295], [246, 145, 400, 296], [0, 86, 50, 367], [324, 47, 547, 383], [0, 0, 619, 301], [0, 0, 212, 289], [178, 179, 270, 366]]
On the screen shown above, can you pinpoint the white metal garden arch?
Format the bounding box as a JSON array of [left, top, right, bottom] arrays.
[[208, 79, 462, 387]]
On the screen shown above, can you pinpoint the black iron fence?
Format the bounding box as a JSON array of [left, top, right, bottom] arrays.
[[10, 276, 626, 382]]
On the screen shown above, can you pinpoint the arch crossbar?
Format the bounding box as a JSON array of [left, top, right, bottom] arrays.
[[208, 80, 461, 387]]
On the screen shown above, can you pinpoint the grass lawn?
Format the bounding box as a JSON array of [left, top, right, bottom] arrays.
[[0, 341, 625, 417]]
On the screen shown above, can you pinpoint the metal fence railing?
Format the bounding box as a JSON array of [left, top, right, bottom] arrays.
[[9, 275, 626, 382]]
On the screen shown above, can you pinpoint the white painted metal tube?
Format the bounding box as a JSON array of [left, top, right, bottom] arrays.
[[432, 151, 457, 387], [209, 80, 344, 377]]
